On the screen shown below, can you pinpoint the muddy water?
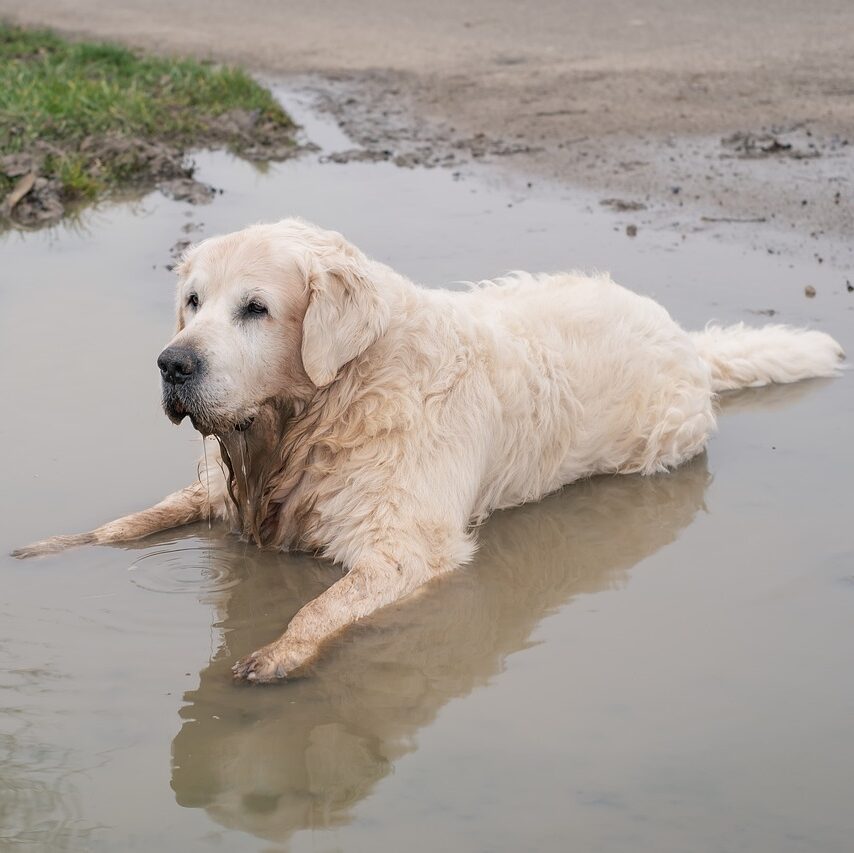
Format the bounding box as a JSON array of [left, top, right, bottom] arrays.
[[1, 91, 852, 853]]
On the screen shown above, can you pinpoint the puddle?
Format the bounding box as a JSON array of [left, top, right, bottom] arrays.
[[1, 86, 853, 853], [128, 540, 243, 595]]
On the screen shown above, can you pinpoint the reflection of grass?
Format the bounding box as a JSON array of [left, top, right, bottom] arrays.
[[0, 24, 295, 209]]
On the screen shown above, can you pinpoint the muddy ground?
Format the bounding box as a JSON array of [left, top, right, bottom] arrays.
[[1, 0, 853, 253], [0, 109, 300, 229]]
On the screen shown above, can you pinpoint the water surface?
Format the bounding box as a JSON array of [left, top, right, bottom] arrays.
[[1, 91, 852, 853]]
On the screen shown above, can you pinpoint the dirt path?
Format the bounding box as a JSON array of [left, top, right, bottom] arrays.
[[2, 0, 853, 245]]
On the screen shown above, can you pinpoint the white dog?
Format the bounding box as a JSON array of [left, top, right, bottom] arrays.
[[15, 218, 844, 682]]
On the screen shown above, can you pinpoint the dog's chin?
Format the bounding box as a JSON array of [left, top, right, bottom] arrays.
[[163, 399, 188, 426], [162, 388, 256, 436], [163, 406, 255, 437], [189, 414, 256, 438]]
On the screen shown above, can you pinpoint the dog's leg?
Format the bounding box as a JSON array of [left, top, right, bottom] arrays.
[[11, 483, 211, 558], [232, 550, 443, 683]]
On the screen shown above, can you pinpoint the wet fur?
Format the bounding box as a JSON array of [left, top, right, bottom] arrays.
[[13, 218, 845, 682]]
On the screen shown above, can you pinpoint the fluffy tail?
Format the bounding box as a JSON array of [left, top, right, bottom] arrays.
[[690, 323, 845, 392]]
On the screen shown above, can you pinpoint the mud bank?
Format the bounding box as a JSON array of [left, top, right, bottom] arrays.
[[0, 25, 300, 228], [2, 0, 853, 253]]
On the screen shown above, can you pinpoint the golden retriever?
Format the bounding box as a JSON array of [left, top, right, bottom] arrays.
[[14, 218, 844, 682]]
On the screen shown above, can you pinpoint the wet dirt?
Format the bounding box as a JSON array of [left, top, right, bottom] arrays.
[[4, 0, 854, 251], [305, 72, 854, 269], [1, 91, 852, 853], [0, 110, 300, 229]]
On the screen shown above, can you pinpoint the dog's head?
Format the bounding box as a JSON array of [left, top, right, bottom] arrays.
[[158, 219, 390, 436]]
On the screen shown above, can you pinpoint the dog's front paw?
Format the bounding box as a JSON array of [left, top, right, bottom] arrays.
[[11, 532, 96, 559], [232, 647, 287, 683], [232, 640, 317, 684]]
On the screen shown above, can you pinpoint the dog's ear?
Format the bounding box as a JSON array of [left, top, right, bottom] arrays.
[[301, 239, 390, 388]]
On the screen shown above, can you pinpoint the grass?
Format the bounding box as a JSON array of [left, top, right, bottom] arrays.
[[0, 23, 295, 214]]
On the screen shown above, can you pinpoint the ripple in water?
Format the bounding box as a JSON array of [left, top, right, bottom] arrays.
[[129, 543, 241, 594]]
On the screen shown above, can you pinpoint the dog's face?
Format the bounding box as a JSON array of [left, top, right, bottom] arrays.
[[157, 219, 389, 436]]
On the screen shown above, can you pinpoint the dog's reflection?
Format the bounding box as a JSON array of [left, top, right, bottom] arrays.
[[170, 454, 710, 843]]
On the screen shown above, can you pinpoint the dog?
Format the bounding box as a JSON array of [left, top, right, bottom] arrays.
[[14, 218, 844, 682]]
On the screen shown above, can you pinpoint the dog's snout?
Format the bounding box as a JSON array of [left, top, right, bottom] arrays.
[[157, 346, 200, 385]]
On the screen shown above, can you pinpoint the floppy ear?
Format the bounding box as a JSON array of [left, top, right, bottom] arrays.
[[301, 243, 390, 388]]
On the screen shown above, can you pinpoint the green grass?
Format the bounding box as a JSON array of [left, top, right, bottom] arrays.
[[0, 23, 295, 206]]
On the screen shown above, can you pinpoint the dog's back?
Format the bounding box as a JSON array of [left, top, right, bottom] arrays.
[[457, 272, 716, 514]]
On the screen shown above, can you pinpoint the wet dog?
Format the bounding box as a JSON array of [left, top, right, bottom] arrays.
[[14, 218, 845, 682]]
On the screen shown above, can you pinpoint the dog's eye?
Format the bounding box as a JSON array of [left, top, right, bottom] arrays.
[[244, 300, 268, 317], [187, 293, 199, 309]]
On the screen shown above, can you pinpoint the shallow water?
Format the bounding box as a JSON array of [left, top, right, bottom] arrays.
[[1, 89, 852, 853]]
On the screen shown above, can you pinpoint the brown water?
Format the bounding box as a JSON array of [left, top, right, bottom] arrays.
[[1, 90, 852, 853]]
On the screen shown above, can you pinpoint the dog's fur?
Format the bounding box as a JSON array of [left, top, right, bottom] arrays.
[[14, 218, 845, 682]]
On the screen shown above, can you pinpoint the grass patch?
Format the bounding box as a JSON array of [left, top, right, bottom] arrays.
[[0, 23, 298, 225]]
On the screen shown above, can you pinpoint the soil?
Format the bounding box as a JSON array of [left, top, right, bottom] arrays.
[[1, 0, 852, 252]]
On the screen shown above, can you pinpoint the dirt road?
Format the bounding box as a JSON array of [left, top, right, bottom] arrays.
[[2, 0, 853, 242]]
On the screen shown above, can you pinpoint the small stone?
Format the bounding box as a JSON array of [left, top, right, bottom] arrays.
[[804, 285, 816, 298], [626, 224, 638, 237]]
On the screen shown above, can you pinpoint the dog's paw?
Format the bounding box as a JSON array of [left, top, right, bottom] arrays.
[[11, 533, 95, 559], [232, 640, 317, 684], [232, 646, 289, 684]]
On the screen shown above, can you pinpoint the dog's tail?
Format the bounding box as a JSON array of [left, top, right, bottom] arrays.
[[689, 323, 845, 392]]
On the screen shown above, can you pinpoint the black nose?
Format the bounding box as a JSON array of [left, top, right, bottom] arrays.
[[157, 346, 199, 385]]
